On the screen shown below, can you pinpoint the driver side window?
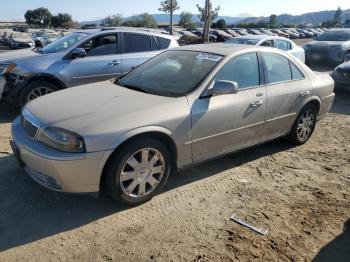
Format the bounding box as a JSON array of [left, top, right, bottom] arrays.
[[80, 34, 118, 57], [214, 53, 260, 89]]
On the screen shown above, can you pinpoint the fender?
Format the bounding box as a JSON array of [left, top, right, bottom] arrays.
[[301, 94, 321, 114]]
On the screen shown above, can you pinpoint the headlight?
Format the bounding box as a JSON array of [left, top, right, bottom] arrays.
[[0, 63, 16, 75], [38, 127, 86, 153]]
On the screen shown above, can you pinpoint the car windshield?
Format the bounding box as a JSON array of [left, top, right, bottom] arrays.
[[118, 51, 222, 97], [225, 38, 259, 45], [317, 31, 350, 41], [41, 32, 88, 54]]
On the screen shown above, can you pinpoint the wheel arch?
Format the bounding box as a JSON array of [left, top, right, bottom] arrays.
[[99, 128, 178, 192], [302, 96, 321, 115], [24, 73, 67, 91]]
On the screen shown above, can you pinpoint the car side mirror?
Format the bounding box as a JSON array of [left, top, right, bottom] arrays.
[[69, 48, 86, 59], [209, 80, 239, 96]]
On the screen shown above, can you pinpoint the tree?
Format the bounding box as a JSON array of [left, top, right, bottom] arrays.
[[178, 12, 195, 29], [269, 14, 278, 28], [104, 14, 123, 27], [123, 13, 158, 28], [51, 13, 73, 28], [159, 0, 180, 35], [212, 19, 226, 29], [334, 7, 342, 26], [24, 7, 52, 28], [197, 0, 220, 42]]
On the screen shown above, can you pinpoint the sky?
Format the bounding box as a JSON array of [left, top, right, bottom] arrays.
[[0, 0, 349, 22]]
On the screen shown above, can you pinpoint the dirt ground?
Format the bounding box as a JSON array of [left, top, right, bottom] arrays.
[[0, 87, 349, 261]]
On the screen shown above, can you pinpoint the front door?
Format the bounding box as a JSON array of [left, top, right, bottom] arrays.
[[190, 52, 267, 162], [67, 33, 122, 86]]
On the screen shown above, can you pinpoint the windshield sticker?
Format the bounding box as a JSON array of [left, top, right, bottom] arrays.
[[196, 53, 222, 62]]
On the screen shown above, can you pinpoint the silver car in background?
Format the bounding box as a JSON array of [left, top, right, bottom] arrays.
[[225, 35, 305, 63], [11, 44, 335, 205], [0, 28, 178, 106]]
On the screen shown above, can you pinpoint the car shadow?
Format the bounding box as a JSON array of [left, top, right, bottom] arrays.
[[0, 138, 293, 252], [313, 218, 350, 262], [0, 104, 20, 124]]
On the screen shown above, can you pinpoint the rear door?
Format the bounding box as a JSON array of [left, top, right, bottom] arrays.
[[121, 33, 166, 75], [261, 52, 311, 140], [67, 33, 122, 86]]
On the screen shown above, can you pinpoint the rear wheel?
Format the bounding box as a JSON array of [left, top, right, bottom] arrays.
[[19, 80, 59, 107], [287, 104, 317, 145], [105, 138, 172, 206]]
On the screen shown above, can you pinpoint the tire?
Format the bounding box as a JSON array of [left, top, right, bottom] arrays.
[[287, 104, 317, 145], [19, 80, 59, 107], [105, 138, 172, 206]]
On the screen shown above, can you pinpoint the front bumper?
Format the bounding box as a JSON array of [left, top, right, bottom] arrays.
[[11, 116, 113, 193], [0, 76, 5, 101]]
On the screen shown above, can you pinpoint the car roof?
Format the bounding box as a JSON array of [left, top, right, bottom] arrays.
[[75, 27, 175, 40], [232, 34, 271, 40], [173, 43, 258, 56]]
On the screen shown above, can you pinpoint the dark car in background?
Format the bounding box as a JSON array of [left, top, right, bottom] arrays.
[[304, 29, 350, 65], [332, 61, 350, 89]]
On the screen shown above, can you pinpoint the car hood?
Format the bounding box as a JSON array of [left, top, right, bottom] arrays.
[[306, 41, 348, 47], [25, 81, 188, 138], [335, 61, 350, 71], [0, 49, 41, 63]]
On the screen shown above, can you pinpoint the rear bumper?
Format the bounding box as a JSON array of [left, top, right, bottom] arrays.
[[11, 116, 113, 193], [319, 93, 336, 120]]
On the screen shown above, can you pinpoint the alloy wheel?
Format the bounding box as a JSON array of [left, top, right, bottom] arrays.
[[297, 109, 315, 142], [120, 148, 165, 198], [27, 87, 54, 102]]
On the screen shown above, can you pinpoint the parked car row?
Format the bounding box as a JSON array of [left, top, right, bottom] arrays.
[[0, 28, 71, 49]]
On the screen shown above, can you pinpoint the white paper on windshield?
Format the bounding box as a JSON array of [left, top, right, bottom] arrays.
[[196, 53, 222, 62]]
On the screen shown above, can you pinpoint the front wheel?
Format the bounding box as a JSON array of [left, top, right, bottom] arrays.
[[19, 80, 59, 107], [105, 138, 172, 206], [287, 104, 317, 145]]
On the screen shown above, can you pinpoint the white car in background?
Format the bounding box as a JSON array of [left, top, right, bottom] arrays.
[[225, 35, 305, 63]]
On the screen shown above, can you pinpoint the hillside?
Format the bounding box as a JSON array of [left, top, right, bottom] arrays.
[[80, 9, 350, 27]]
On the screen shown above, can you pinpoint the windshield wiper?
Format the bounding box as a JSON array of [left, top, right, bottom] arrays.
[[119, 84, 149, 94]]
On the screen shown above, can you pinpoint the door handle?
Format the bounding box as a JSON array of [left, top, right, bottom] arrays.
[[250, 100, 264, 107], [300, 91, 310, 96], [108, 60, 121, 66]]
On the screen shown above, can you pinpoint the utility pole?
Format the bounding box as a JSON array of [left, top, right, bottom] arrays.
[[170, 0, 173, 35]]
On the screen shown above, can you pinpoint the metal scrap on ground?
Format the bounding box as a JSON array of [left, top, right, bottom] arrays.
[[230, 213, 269, 235]]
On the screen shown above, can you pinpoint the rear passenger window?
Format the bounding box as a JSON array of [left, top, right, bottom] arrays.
[[274, 40, 291, 51], [156, 37, 171, 49], [214, 53, 260, 89], [262, 53, 292, 84], [151, 37, 159, 50], [123, 33, 151, 53], [290, 62, 304, 80]]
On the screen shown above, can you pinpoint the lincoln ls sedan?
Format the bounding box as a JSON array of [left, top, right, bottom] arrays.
[[11, 44, 335, 205]]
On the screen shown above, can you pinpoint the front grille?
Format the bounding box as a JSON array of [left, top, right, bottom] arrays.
[[21, 109, 40, 138]]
